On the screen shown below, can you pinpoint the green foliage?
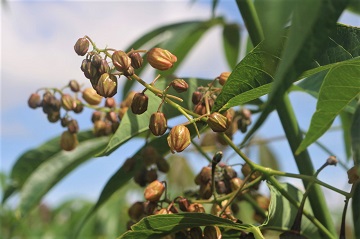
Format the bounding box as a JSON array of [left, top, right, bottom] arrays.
[[119, 213, 263, 239], [3, 1, 360, 239]]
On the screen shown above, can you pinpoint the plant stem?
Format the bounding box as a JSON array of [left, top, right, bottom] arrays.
[[268, 176, 335, 239], [235, 0, 264, 46], [276, 94, 337, 238]]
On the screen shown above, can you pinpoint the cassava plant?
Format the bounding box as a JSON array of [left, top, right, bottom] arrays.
[[2, 1, 360, 239]]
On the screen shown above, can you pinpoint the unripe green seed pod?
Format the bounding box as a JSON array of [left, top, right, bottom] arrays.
[[74, 37, 89, 56], [131, 92, 148, 115], [149, 112, 167, 136], [60, 131, 78, 151], [28, 93, 41, 109], [112, 50, 131, 73], [147, 48, 177, 71], [82, 87, 102, 105], [207, 112, 230, 132], [95, 73, 118, 98], [167, 125, 191, 154], [171, 79, 188, 93], [144, 180, 165, 202]]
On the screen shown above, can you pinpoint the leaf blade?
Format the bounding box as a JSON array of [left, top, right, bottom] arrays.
[[296, 64, 360, 154], [17, 135, 109, 216]]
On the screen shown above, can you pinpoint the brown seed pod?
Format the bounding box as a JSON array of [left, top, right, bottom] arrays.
[[28, 93, 41, 109], [82, 87, 102, 105], [131, 92, 148, 115], [68, 80, 80, 92], [149, 112, 168, 136], [60, 131, 78, 151], [147, 48, 177, 71], [203, 226, 221, 239], [112, 50, 131, 73], [218, 71, 230, 86], [61, 94, 76, 111], [129, 51, 143, 69], [144, 180, 165, 202], [207, 112, 230, 132], [95, 73, 118, 98], [167, 125, 191, 154], [171, 79, 189, 93], [74, 37, 89, 56]]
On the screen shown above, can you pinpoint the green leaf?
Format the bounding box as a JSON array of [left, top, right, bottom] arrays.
[[123, 18, 223, 97], [213, 24, 360, 113], [212, 39, 282, 112], [265, 182, 321, 238], [296, 63, 360, 154], [222, 23, 241, 69], [17, 135, 109, 216], [118, 213, 264, 239], [340, 111, 354, 161], [245, 1, 349, 163], [99, 77, 211, 156], [2, 130, 95, 203]]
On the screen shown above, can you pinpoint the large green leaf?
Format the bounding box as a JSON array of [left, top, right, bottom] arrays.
[[118, 213, 264, 239], [122, 18, 224, 97], [239, 0, 349, 156], [17, 135, 109, 216], [222, 23, 241, 69], [212, 38, 282, 112], [340, 111, 354, 160], [296, 64, 360, 154], [213, 25, 360, 113], [99, 77, 211, 156], [265, 182, 321, 238], [2, 130, 96, 203]]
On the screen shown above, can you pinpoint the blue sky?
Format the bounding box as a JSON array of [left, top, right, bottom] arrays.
[[1, 0, 359, 213]]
